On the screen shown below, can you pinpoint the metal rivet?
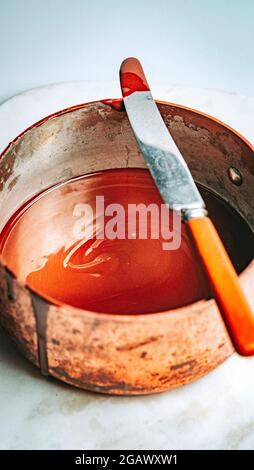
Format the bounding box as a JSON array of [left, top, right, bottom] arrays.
[[228, 167, 243, 186]]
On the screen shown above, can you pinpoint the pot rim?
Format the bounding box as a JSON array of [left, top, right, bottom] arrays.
[[0, 97, 253, 321]]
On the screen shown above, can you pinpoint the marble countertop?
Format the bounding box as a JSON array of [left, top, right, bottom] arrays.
[[0, 82, 254, 450]]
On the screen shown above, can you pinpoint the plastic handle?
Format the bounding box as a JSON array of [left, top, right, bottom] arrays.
[[187, 216, 254, 356]]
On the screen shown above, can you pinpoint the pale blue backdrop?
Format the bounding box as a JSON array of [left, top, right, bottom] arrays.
[[0, 0, 253, 104]]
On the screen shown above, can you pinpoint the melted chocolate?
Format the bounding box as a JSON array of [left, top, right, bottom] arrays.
[[1, 169, 253, 316]]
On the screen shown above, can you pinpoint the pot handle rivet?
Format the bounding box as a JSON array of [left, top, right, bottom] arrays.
[[228, 167, 243, 186]]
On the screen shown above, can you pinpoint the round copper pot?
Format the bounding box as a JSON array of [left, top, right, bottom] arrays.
[[0, 99, 254, 395]]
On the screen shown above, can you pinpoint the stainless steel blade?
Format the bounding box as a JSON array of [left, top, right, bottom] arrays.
[[124, 90, 207, 219]]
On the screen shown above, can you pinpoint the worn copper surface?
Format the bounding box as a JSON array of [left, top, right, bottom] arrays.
[[0, 99, 253, 394]]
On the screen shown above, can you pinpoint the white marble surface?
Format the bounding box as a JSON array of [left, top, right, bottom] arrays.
[[0, 82, 254, 450]]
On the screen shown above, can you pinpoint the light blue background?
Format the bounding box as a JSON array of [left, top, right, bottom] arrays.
[[0, 0, 253, 104]]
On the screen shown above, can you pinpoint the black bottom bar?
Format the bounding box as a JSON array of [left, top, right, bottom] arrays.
[[0, 450, 253, 466]]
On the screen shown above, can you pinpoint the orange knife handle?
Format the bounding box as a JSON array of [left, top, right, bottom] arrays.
[[187, 216, 254, 356]]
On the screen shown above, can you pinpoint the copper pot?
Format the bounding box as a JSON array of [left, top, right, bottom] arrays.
[[0, 99, 253, 395]]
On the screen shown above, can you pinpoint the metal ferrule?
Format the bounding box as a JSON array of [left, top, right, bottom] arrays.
[[182, 207, 208, 221]]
